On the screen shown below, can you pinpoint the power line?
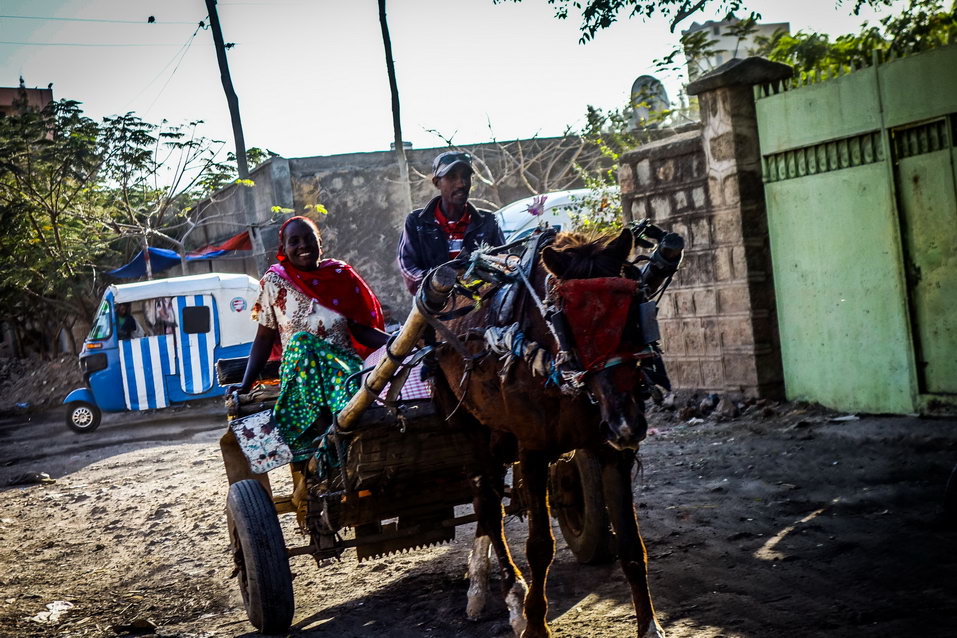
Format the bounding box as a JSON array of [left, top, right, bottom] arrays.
[[0, 14, 197, 25], [124, 19, 207, 111], [142, 21, 208, 116], [0, 41, 211, 47]]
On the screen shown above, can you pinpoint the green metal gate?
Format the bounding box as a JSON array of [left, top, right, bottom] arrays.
[[893, 117, 957, 394], [755, 45, 957, 413]]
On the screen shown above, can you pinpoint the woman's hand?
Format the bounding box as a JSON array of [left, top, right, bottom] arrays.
[[225, 383, 250, 397], [233, 325, 278, 396]]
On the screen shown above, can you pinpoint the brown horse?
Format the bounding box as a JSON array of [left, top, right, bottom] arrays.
[[430, 227, 673, 638]]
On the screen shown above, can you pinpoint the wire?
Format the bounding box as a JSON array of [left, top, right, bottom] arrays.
[[0, 14, 197, 25], [125, 18, 208, 112], [141, 21, 208, 116], [0, 41, 206, 47]]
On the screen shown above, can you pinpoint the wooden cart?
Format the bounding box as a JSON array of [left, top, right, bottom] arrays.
[[217, 270, 616, 633]]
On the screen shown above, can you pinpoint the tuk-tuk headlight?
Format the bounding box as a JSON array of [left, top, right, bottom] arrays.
[[81, 353, 108, 375]]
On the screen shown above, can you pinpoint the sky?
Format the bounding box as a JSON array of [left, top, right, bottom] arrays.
[[1, 0, 907, 160]]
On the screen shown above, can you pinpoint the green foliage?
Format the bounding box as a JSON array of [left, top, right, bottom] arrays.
[[0, 99, 116, 325], [752, 0, 957, 73], [494, 0, 895, 41], [0, 97, 263, 347], [569, 93, 696, 232]]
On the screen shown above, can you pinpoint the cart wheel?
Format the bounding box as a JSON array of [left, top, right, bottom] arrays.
[[226, 480, 294, 634], [66, 401, 101, 433], [549, 449, 617, 564], [944, 463, 957, 523]]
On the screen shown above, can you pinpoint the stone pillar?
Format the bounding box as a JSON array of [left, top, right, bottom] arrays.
[[619, 58, 791, 398], [686, 57, 792, 398]]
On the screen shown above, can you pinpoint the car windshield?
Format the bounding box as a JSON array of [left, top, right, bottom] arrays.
[[87, 300, 113, 341]]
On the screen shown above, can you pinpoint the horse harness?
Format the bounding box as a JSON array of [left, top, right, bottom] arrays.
[[412, 229, 668, 409]]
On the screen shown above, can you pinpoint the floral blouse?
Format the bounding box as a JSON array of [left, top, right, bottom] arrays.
[[251, 271, 355, 354]]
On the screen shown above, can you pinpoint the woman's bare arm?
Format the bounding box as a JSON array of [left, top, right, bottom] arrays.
[[229, 324, 278, 394]]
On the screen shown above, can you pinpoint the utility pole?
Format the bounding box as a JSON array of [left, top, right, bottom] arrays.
[[204, 0, 268, 274], [378, 0, 413, 217]]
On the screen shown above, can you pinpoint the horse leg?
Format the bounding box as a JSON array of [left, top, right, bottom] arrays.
[[469, 469, 528, 635], [520, 449, 555, 638], [466, 532, 491, 619], [597, 446, 665, 638]]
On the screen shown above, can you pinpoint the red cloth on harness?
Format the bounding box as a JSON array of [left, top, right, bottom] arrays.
[[553, 277, 638, 371]]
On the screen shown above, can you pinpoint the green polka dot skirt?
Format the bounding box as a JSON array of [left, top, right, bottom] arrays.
[[274, 331, 362, 461]]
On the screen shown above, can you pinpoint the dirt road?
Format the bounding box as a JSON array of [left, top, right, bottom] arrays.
[[1, 401, 956, 638]]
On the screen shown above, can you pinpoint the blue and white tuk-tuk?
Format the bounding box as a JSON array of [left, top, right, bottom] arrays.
[[64, 273, 260, 432]]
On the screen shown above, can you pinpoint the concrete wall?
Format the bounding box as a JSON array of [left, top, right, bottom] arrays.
[[620, 58, 791, 398]]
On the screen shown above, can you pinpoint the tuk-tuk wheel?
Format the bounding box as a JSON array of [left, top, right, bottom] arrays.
[[226, 480, 294, 634], [549, 449, 618, 564], [66, 401, 101, 434]]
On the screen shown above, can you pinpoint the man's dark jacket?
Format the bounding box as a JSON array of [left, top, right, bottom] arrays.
[[397, 195, 505, 294]]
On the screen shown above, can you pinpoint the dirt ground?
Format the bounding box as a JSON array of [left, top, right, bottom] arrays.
[[1, 385, 956, 638]]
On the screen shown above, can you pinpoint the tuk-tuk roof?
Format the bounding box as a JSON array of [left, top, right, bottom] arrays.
[[110, 273, 259, 304]]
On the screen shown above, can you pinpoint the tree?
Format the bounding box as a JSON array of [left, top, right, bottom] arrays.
[[95, 113, 244, 278], [0, 98, 117, 353], [493, 0, 896, 41], [752, 0, 956, 74], [0, 96, 267, 356]]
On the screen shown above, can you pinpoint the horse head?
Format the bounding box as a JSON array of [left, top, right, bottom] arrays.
[[541, 229, 649, 451]]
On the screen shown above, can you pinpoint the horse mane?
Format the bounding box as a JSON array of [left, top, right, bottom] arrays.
[[542, 229, 633, 280]]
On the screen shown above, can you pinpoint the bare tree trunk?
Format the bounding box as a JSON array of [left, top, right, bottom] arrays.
[[141, 235, 153, 280], [378, 0, 414, 216], [205, 0, 268, 274]]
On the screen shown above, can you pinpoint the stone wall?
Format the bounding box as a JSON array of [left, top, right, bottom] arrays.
[[619, 58, 790, 398]]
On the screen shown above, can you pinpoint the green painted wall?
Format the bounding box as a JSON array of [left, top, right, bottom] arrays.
[[765, 165, 916, 413]]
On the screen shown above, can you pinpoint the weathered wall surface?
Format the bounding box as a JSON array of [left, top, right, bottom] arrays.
[[620, 58, 790, 398]]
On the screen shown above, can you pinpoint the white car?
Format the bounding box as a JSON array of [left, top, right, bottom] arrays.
[[493, 188, 619, 240]]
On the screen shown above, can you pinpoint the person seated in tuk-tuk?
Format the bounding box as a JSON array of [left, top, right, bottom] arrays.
[[222, 215, 389, 492], [115, 303, 138, 340]]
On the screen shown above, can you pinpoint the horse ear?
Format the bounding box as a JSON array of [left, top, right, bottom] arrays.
[[606, 228, 633, 262], [542, 246, 571, 278]]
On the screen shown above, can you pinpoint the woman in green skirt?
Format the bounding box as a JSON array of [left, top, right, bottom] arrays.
[[223, 216, 388, 488]]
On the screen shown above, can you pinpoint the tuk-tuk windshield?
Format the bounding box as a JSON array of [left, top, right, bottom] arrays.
[[87, 300, 112, 341]]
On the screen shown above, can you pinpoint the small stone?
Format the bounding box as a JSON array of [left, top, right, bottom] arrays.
[[715, 398, 739, 419], [8, 472, 55, 486], [111, 617, 156, 634]]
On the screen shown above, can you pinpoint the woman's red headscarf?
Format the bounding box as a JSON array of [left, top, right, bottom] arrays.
[[269, 216, 385, 358]]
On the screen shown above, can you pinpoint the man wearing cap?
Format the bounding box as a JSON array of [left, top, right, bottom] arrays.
[[397, 151, 505, 294]]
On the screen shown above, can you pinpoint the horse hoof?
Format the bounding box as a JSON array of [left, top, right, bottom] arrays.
[[466, 536, 492, 620], [466, 584, 487, 620], [642, 621, 666, 638], [506, 579, 528, 636]]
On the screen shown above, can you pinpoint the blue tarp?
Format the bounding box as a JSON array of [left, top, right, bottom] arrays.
[[108, 247, 235, 279]]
